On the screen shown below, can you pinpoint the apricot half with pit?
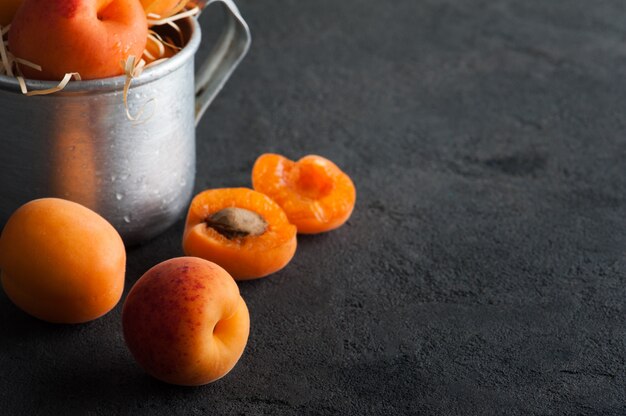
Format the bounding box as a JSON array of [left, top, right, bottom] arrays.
[[183, 188, 297, 280]]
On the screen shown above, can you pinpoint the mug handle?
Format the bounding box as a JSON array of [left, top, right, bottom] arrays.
[[194, 0, 251, 125]]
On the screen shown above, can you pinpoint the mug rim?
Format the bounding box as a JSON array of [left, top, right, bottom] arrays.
[[0, 17, 201, 95]]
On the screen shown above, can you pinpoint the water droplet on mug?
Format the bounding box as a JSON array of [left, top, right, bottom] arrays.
[[111, 175, 117, 182], [116, 193, 124, 201], [123, 215, 131, 224]]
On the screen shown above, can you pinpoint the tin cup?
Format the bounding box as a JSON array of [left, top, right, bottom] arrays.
[[0, 0, 250, 245]]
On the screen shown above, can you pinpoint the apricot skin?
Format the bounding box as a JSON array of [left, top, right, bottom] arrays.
[[0, 198, 126, 324], [9, 0, 148, 80], [122, 257, 250, 386]]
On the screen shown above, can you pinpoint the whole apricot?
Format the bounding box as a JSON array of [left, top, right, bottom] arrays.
[[9, 0, 148, 80], [122, 257, 250, 386], [0, 198, 126, 323]]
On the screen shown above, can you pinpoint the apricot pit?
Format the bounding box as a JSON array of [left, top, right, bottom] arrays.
[[206, 207, 268, 239]]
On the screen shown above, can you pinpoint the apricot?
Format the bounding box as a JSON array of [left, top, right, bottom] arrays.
[[183, 188, 297, 280], [9, 0, 148, 80], [141, 0, 186, 19], [0, 0, 22, 26], [0, 198, 125, 323], [252, 154, 357, 234], [122, 257, 250, 386]]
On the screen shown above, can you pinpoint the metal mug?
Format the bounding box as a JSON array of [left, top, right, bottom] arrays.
[[0, 0, 251, 246]]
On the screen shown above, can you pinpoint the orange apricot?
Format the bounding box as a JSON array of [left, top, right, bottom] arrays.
[[123, 257, 250, 386], [0, 198, 126, 323], [9, 0, 148, 80], [182, 188, 297, 280], [252, 154, 356, 234]]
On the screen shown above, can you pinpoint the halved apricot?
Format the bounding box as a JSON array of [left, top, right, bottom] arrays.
[[182, 188, 297, 280], [252, 154, 356, 234]]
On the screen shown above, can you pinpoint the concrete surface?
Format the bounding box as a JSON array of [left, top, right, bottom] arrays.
[[1, 0, 626, 414]]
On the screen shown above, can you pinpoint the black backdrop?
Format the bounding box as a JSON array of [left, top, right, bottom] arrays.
[[2, 0, 626, 414]]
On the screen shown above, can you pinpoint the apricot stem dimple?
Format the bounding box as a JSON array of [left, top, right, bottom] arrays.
[[205, 207, 268, 240]]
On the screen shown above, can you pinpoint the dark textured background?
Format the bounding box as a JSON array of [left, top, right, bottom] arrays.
[[2, 0, 626, 414]]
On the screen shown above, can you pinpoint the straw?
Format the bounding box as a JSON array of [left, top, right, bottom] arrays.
[[147, 7, 200, 27], [17, 71, 81, 96]]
